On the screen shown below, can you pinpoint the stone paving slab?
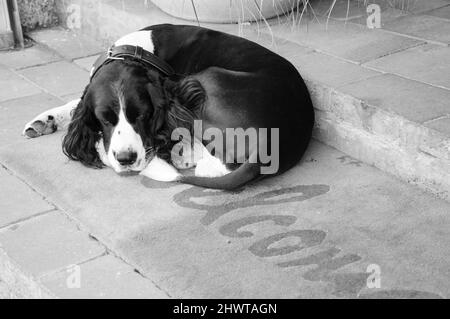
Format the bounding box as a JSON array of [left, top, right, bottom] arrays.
[[405, 0, 450, 13], [337, 73, 450, 124], [0, 245, 55, 298], [17, 61, 89, 98], [383, 13, 450, 45], [0, 211, 105, 278], [0, 131, 448, 298], [0, 280, 13, 298], [0, 167, 54, 229], [244, 31, 313, 59], [0, 93, 63, 148], [284, 49, 381, 88], [73, 55, 99, 72], [364, 44, 450, 90], [60, 92, 84, 103], [0, 66, 42, 103], [28, 27, 105, 60], [425, 4, 450, 19], [41, 254, 169, 298], [260, 18, 424, 63], [425, 117, 450, 136], [0, 45, 61, 70]]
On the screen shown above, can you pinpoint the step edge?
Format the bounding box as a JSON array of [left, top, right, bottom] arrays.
[[0, 246, 56, 299]]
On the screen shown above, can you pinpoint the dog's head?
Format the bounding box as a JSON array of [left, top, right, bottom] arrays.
[[62, 60, 205, 173], [62, 60, 168, 173]]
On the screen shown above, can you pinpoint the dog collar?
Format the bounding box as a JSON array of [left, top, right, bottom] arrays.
[[91, 45, 175, 80]]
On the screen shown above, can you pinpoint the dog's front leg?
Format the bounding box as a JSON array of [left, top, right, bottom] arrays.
[[95, 138, 112, 168], [140, 156, 181, 182], [23, 99, 80, 138], [193, 140, 231, 178], [172, 138, 230, 177]]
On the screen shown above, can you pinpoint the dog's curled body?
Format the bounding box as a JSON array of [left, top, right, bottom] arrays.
[[23, 24, 314, 190]]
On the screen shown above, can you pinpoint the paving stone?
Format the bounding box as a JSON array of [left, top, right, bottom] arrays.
[[425, 4, 450, 19], [0, 93, 63, 148], [364, 44, 450, 90], [29, 27, 105, 60], [288, 50, 381, 88], [243, 31, 313, 59], [73, 55, 99, 72], [0, 45, 61, 70], [406, 0, 450, 14], [17, 61, 89, 97], [0, 280, 12, 298], [41, 254, 169, 298], [0, 167, 53, 228], [384, 14, 450, 44], [0, 211, 105, 277], [0, 66, 42, 102], [338, 74, 450, 123], [425, 117, 450, 136], [262, 18, 423, 63], [60, 92, 84, 103]]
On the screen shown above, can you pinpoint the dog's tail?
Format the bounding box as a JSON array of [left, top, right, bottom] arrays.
[[179, 159, 263, 190]]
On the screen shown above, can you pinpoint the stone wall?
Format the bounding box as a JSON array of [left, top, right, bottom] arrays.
[[18, 0, 59, 32]]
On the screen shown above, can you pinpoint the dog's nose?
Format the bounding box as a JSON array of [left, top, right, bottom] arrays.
[[115, 151, 137, 166]]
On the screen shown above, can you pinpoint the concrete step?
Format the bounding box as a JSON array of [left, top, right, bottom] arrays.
[[48, 0, 450, 201]]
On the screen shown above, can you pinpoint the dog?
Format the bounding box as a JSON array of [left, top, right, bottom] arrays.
[[23, 24, 314, 190]]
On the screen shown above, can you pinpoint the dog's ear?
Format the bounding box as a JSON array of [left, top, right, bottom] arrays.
[[146, 73, 206, 159], [146, 74, 197, 136], [62, 88, 103, 168], [163, 75, 206, 132], [146, 78, 167, 136]]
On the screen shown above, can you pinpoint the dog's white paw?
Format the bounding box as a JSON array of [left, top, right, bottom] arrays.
[[140, 156, 181, 182], [195, 156, 230, 178], [171, 138, 205, 170], [171, 146, 196, 170], [22, 99, 80, 139], [23, 115, 57, 138], [95, 138, 111, 167]]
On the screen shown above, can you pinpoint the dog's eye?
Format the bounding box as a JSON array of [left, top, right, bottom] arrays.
[[101, 119, 111, 126]]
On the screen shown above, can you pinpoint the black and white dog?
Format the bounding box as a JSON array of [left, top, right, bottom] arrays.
[[23, 24, 314, 190]]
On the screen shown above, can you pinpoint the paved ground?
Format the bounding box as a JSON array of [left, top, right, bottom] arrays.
[[0, 0, 449, 298], [0, 280, 13, 298]]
